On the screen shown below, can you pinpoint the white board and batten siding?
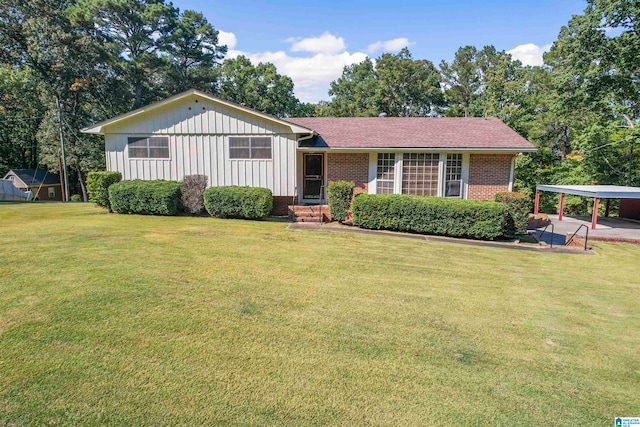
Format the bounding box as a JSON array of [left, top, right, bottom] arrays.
[[103, 95, 298, 197]]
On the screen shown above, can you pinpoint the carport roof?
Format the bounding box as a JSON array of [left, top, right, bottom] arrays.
[[536, 185, 640, 199]]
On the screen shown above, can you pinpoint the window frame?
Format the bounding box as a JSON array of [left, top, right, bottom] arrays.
[[444, 153, 463, 198], [127, 136, 170, 159], [373, 152, 465, 198], [229, 136, 273, 160], [401, 153, 440, 197], [376, 153, 395, 194]]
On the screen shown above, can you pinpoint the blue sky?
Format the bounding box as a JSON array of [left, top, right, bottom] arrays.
[[175, 0, 588, 103]]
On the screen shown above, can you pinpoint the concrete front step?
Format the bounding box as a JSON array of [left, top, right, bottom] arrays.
[[288, 205, 330, 222]]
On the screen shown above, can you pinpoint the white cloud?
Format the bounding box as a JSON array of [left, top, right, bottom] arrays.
[[218, 30, 237, 50], [507, 43, 552, 66], [222, 30, 373, 103], [287, 32, 346, 55], [367, 37, 412, 54], [235, 50, 368, 104]]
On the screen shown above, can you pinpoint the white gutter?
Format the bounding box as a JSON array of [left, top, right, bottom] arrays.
[[296, 146, 537, 153], [296, 131, 316, 144]]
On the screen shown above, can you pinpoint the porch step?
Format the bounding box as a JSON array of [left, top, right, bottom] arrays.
[[288, 205, 330, 222]]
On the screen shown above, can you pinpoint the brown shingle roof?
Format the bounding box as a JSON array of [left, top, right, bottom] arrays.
[[284, 117, 535, 151]]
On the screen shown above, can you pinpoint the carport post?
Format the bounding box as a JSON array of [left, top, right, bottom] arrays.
[[591, 197, 600, 229], [558, 193, 565, 221], [534, 189, 540, 214]]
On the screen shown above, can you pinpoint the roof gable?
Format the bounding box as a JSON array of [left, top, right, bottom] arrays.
[[285, 117, 536, 151], [4, 169, 60, 187], [81, 89, 313, 135]]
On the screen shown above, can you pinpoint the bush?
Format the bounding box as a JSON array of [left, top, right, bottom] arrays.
[[86, 171, 122, 211], [327, 181, 355, 223], [109, 180, 181, 216], [180, 175, 208, 214], [204, 186, 272, 219], [495, 192, 532, 237], [70, 194, 82, 202], [352, 194, 506, 240]]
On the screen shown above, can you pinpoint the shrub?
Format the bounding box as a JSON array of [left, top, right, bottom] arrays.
[[180, 175, 208, 214], [109, 180, 181, 216], [352, 194, 506, 240], [86, 171, 122, 211], [204, 186, 272, 219], [70, 194, 82, 202], [327, 181, 355, 223], [495, 192, 532, 237]]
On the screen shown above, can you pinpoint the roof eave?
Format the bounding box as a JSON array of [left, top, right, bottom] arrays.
[[297, 146, 537, 152], [80, 89, 314, 135]]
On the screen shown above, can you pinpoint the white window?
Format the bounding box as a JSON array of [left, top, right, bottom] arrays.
[[48, 187, 56, 198], [375, 152, 465, 198], [128, 137, 169, 159], [229, 137, 272, 159], [8, 176, 14, 181], [402, 153, 439, 196], [376, 153, 395, 194], [445, 154, 463, 197]]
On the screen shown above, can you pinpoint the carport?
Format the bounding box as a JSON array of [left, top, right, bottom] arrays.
[[534, 185, 640, 229]]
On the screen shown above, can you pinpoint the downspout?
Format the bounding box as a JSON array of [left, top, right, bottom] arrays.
[[296, 132, 316, 144], [508, 155, 516, 192]]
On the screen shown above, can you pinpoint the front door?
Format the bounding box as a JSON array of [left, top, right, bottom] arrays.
[[303, 153, 324, 200]]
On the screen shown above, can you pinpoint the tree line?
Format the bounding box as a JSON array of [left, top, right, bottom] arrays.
[[0, 0, 637, 210]]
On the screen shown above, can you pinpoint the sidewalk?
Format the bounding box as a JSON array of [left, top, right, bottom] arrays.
[[288, 222, 596, 254]]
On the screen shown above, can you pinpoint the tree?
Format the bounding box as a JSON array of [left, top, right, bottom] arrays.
[[544, 0, 640, 186], [0, 67, 45, 176], [73, 0, 178, 108], [0, 0, 110, 199], [321, 48, 443, 117], [219, 56, 301, 117], [162, 9, 227, 93], [325, 58, 378, 117], [375, 48, 444, 117], [439, 46, 481, 117]]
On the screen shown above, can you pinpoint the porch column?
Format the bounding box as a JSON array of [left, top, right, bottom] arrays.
[[534, 189, 540, 214], [558, 193, 565, 221], [591, 197, 600, 230]]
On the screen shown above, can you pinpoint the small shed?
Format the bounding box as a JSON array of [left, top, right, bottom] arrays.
[[535, 185, 640, 229], [3, 169, 62, 201]]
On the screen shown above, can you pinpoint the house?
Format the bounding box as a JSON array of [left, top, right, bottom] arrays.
[[2, 169, 62, 201], [81, 89, 536, 215]]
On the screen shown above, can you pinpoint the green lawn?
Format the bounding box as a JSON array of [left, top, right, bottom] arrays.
[[1, 203, 638, 426]]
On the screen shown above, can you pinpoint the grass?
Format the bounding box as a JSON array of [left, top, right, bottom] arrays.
[[0, 203, 639, 426]]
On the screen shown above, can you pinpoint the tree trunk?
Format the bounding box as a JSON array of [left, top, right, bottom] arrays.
[[57, 154, 66, 202], [77, 166, 88, 202], [134, 66, 143, 108]]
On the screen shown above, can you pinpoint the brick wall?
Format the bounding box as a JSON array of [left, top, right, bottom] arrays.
[[272, 196, 290, 216], [326, 153, 369, 195], [467, 154, 514, 200]]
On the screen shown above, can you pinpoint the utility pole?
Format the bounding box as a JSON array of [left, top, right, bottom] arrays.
[[56, 96, 70, 202], [628, 138, 634, 187]]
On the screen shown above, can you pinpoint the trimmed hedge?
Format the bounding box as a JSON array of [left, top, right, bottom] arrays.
[[86, 171, 122, 211], [352, 194, 506, 240], [204, 186, 273, 219], [108, 180, 181, 216], [327, 180, 355, 223], [495, 191, 532, 237]]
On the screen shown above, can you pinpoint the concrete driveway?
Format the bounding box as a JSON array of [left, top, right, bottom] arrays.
[[532, 214, 640, 245]]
